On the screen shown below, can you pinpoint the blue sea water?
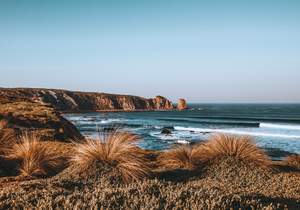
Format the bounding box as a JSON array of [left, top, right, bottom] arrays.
[[65, 104, 300, 158]]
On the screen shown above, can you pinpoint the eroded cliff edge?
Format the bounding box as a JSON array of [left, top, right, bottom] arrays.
[[0, 88, 174, 112]]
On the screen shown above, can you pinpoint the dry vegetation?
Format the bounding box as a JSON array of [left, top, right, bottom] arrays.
[[0, 129, 16, 177], [6, 133, 63, 178], [70, 131, 150, 183], [0, 132, 299, 209], [158, 145, 200, 170], [0, 119, 8, 129], [159, 134, 270, 172], [198, 134, 271, 167], [0, 129, 15, 155], [285, 154, 300, 170]]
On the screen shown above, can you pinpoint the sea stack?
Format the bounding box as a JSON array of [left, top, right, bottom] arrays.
[[177, 98, 187, 110]]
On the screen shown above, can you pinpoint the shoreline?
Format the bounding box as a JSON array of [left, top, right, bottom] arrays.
[[62, 108, 177, 114], [0, 89, 300, 209]]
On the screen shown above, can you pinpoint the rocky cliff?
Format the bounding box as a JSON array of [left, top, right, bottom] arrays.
[[0, 88, 174, 112]]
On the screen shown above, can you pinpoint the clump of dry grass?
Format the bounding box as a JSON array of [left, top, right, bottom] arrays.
[[198, 134, 270, 167], [158, 134, 270, 170], [6, 133, 62, 178], [0, 119, 8, 129], [0, 129, 15, 155], [71, 131, 150, 183], [158, 145, 200, 170], [0, 129, 16, 176], [284, 154, 300, 170]]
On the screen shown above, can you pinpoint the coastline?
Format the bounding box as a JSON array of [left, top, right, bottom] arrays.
[[0, 87, 176, 112], [62, 108, 179, 114], [0, 88, 300, 209]]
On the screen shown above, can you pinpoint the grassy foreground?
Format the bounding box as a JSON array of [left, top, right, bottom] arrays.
[[0, 131, 299, 210]]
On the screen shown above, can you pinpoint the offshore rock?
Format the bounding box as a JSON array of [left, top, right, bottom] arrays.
[[177, 98, 187, 110]]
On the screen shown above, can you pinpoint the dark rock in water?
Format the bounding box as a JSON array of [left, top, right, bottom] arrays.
[[0, 101, 83, 142], [200, 131, 211, 135], [161, 128, 172, 135]]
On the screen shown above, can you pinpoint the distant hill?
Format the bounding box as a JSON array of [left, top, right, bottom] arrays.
[[0, 88, 174, 112]]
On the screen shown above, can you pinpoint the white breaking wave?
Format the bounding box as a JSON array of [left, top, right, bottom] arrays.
[[176, 140, 190, 144], [260, 123, 300, 130], [76, 121, 98, 125], [100, 119, 123, 124], [66, 116, 93, 121], [174, 126, 300, 139]]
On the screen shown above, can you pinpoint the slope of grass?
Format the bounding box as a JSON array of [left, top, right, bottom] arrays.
[[285, 154, 300, 170], [0, 133, 299, 209]]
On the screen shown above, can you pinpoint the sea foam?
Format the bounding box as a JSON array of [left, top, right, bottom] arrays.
[[260, 123, 300, 130], [174, 126, 300, 139]]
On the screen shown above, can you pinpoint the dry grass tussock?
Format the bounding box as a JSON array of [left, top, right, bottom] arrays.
[[284, 154, 300, 169], [197, 134, 271, 167], [158, 145, 201, 170], [71, 131, 150, 183], [0, 129, 15, 155], [159, 134, 270, 170], [0, 119, 8, 129], [6, 133, 63, 177]]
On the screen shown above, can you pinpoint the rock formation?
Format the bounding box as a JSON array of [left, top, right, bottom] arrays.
[[151, 96, 174, 110], [0, 101, 83, 142], [0, 88, 174, 112], [0, 88, 174, 142], [177, 98, 187, 110], [161, 127, 172, 135]]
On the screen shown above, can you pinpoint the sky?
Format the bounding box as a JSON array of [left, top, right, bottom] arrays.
[[0, 0, 300, 103]]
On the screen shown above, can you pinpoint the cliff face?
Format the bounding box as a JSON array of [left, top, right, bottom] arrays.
[[0, 88, 174, 112]]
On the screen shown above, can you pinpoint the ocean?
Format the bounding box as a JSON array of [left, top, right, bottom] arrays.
[[65, 103, 300, 159]]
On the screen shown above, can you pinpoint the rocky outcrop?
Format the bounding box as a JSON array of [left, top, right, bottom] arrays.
[[0, 88, 174, 112], [151, 96, 174, 110], [177, 98, 187, 110], [0, 101, 83, 142], [0, 88, 175, 143]]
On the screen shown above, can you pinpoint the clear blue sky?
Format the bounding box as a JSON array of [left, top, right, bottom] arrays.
[[0, 0, 300, 103]]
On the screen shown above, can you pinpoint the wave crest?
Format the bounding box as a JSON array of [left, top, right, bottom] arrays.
[[174, 126, 300, 139], [260, 123, 300, 130]]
